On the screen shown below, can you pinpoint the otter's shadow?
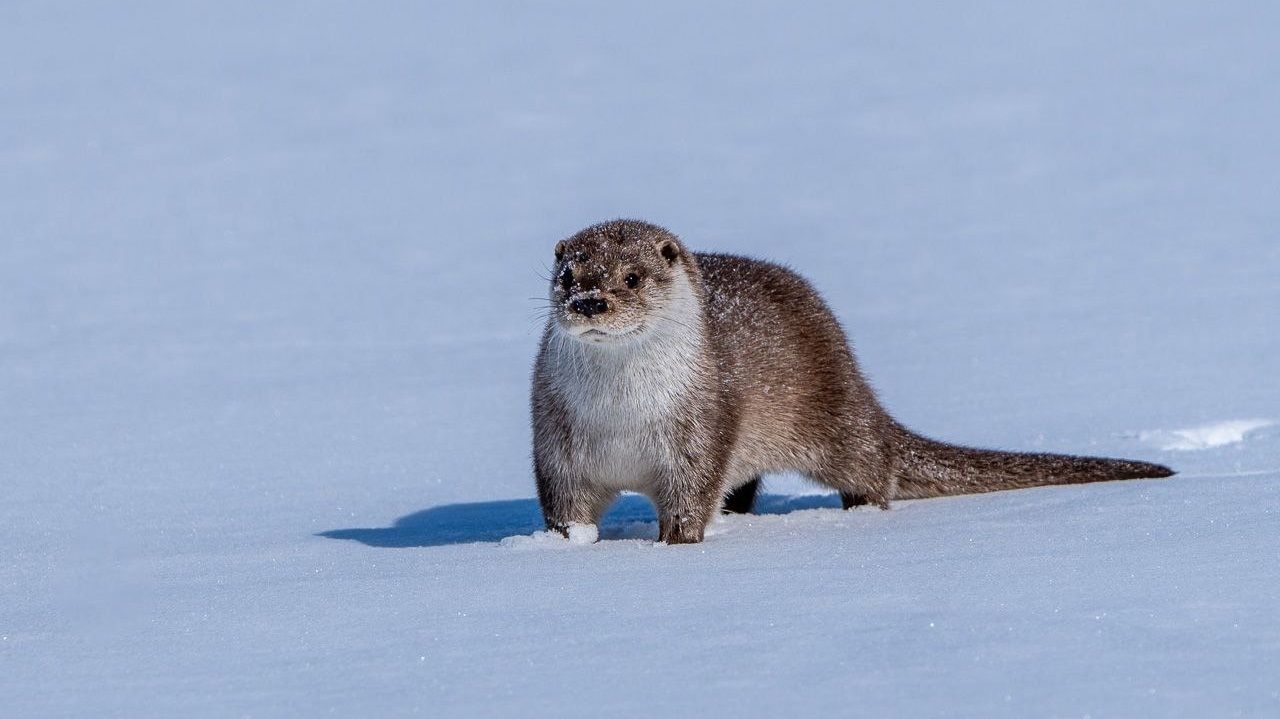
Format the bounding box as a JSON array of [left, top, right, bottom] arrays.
[[318, 493, 843, 548]]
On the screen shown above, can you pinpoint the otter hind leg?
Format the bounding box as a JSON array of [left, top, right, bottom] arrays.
[[809, 450, 895, 511], [722, 477, 761, 514], [840, 492, 869, 510]]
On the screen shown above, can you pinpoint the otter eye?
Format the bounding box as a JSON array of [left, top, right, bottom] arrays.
[[574, 251, 589, 262], [624, 273, 640, 289], [559, 265, 574, 291]]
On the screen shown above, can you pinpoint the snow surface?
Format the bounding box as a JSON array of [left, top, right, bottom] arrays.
[[3, 2, 1279, 717]]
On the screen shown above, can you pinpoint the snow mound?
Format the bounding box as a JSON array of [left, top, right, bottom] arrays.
[[500, 522, 599, 549], [1140, 419, 1274, 451]]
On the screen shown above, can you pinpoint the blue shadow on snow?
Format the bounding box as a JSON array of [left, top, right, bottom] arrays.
[[318, 493, 843, 548]]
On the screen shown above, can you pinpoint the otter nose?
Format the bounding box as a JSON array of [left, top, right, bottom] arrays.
[[570, 297, 609, 317]]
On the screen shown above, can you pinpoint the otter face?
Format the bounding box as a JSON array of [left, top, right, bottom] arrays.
[[549, 221, 685, 345]]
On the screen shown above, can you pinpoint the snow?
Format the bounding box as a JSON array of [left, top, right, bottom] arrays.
[[1139, 419, 1275, 451], [501, 523, 599, 548], [3, 2, 1279, 717]]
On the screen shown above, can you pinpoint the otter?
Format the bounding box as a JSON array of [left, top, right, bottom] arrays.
[[530, 219, 1173, 544]]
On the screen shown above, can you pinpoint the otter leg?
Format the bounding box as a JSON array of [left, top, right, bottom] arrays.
[[810, 449, 896, 511], [657, 510, 712, 544], [653, 470, 724, 545], [840, 492, 869, 510], [534, 464, 617, 538], [542, 484, 617, 537], [722, 477, 761, 514]]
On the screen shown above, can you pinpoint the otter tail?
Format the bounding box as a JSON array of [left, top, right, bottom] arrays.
[[890, 425, 1174, 500]]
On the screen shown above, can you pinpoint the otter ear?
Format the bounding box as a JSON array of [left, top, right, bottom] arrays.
[[554, 240, 566, 262], [658, 240, 680, 264]]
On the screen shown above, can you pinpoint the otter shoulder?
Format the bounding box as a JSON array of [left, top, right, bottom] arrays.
[[693, 252, 820, 305], [691, 252, 834, 346]]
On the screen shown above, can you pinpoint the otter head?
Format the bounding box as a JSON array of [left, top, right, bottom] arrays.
[[548, 220, 689, 345]]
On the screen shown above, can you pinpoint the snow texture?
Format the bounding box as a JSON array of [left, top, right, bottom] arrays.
[[3, 2, 1279, 717]]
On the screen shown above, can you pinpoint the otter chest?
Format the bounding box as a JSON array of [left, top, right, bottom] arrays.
[[556, 352, 693, 491]]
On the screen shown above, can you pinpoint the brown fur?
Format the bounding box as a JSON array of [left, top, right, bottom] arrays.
[[532, 220, 1173, 543]]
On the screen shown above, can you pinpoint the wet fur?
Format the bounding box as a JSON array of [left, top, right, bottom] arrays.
[[532, 220, 1173, 544]]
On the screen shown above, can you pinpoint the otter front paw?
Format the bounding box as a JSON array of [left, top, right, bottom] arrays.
[[546, 521, 600, 544], [658, 515, 705, 544]]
